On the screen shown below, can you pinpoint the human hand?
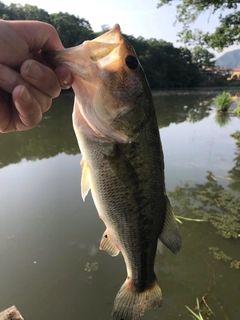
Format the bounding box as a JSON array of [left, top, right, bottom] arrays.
[[0, 20, 73, 133]]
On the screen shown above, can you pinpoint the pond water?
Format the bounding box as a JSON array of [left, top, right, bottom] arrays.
[[0, 91, 239, 320]]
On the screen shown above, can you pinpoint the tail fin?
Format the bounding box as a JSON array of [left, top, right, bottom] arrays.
[[112, 277, 162, 320]]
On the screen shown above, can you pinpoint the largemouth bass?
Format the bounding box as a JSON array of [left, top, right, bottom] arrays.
[[44, 24, 181, 320]]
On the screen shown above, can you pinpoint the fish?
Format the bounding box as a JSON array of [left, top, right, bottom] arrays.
[[43, 24, 181, 320]]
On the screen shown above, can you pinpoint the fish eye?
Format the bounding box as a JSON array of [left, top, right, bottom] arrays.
[[125, 55, 138, 70]]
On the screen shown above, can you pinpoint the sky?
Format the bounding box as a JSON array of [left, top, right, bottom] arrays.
[[3, 0, 240, 58]]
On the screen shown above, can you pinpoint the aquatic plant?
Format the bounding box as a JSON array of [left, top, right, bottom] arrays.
[[208, 247, 240, 269], [214, 92, 232, 112], [175, 216, 207, 223], [186, 298, 204, 320], [233, 102, 240, 116]]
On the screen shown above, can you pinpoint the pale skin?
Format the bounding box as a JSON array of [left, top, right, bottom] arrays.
[[0, 20, 73, 133]]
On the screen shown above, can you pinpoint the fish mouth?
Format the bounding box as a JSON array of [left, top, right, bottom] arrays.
[[42, 24, 122, 79], [43, 24, 133, 143]]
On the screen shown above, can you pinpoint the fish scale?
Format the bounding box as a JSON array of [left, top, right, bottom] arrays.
[[44, 23, 181, 320]]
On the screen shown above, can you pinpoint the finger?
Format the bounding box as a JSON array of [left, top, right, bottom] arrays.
[[10, 21, 64, 52], [0, 64, 21, 94], [12, 85, 51, 131], [0, 86, 43, 133], [0, 21, 64, 68], [21, 60, 62, 98], [54, 65, 73, 89], [0, 64, 52, 113]]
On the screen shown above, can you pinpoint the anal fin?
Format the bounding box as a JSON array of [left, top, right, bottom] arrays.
[[159, 195, 182, 254], [100, 230, 120, 257], [80, 159, 91, 201]]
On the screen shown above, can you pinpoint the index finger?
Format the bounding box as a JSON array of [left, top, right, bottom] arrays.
[[9, 21, 64, 52]]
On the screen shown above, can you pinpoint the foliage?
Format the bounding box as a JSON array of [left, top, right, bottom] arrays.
[[209, 247, 240, 269], [0, 1, 202, 89], [233, 101, 240, 116], [192, 46, 215, 68], [50, 12, 93, 47], [124, 35, 201, 88], [157, 0, 240, 51], [0, 3, 94, 47], [2, 3, 51, 22], [214, 92, 233, 111]]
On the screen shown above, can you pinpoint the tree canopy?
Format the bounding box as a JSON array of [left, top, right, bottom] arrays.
[[0, 1, 203, 88], [192, 46, 215, 68], [0, 2, 94, 46], [157, 0, 240, 51]]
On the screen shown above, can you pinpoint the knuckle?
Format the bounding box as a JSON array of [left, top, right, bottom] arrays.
[[27, 86, 52, 113], [21, 60, 61, 98], [19, 104, 42, 129]]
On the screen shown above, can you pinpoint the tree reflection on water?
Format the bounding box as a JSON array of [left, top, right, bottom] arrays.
[[169, 131, 240, 269], [229, 131, 240, 192]]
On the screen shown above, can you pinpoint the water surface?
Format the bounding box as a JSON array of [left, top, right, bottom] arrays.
[[0, 91, 239, 320]]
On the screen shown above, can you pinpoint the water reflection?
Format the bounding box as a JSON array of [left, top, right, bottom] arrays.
[[0, 93, 78, 169], [167, 169, 240, 319], [229, 131, 240, 191], [0, 92, 240, 320], [170, 171, 240, 240], [154, 93, 213, 128], [0, 92, 214, 169], [214, 113, 232, 127]]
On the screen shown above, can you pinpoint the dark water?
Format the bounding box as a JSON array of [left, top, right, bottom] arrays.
[[0, 91, 239, 320]]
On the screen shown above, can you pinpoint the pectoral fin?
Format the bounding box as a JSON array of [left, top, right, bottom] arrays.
[[100, 230, 120, 257], [159, 195, 182, 254], [80, 159, 91, 201]]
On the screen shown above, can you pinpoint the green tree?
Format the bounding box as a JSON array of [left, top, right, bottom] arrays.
[[0, 1, 10, 19], [22, 4, 50, 23], [192, 46, 215, 68], [124, 35, 201, 88], [157, 0, 240, 51], [0, 3, 50, 21], [0, 0, 201, 88], [0, 2, 24, 20], [50, 12, 93, 47]]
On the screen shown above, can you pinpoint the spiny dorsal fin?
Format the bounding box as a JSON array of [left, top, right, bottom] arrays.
[[159, 195, 182, 254], [80, 159, 91, 201], [100, 230, 120, 257]]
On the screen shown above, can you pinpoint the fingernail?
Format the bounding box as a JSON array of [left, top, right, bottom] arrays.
[[20, 86, 31, 103], [62, 72, 72, 86], [26, 62, 43, 80]]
